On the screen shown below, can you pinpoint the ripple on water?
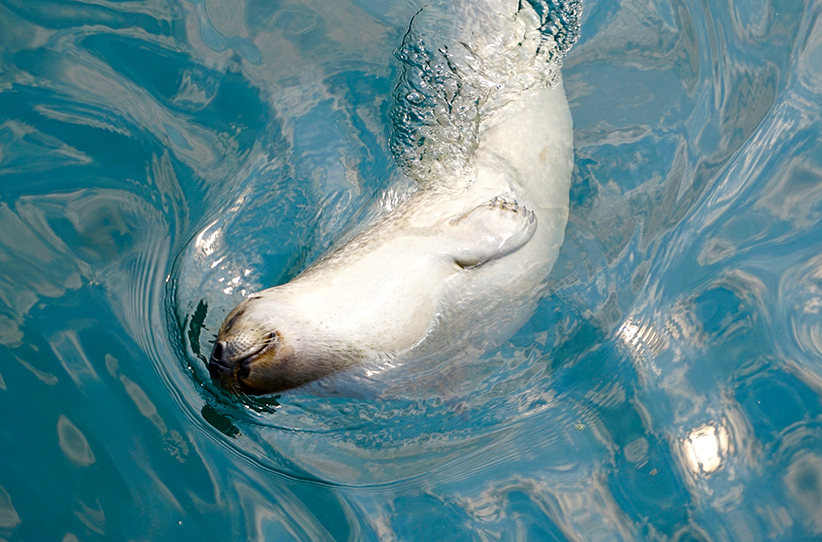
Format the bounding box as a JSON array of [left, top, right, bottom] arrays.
[[3, 0, 819, 538], [57, 414, 96, 467], [0, 483, 21, 530]]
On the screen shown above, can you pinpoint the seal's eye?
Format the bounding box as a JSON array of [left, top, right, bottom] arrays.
[[224, 309, 245, 332]]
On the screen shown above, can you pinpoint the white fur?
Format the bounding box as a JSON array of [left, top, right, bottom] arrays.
[[209, 80, 573, 394]]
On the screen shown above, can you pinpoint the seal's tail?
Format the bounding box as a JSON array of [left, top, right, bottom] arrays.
[[390, 0, 581, 184]]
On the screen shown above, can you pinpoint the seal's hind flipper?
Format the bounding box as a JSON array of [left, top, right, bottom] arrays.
[[447, 197, 537, 268], [389, 0, 581, 186]]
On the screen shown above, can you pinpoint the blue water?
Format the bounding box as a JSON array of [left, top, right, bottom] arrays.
[[2, 0, 822, 540]]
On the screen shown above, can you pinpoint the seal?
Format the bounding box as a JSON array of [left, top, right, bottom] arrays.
[[208, 0, 580, 395]]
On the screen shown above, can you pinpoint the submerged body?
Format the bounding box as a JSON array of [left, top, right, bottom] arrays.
[[209, 1, 578, 395]]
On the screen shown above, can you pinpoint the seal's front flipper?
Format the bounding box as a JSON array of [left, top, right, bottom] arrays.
[[447, 197, 537, 268]]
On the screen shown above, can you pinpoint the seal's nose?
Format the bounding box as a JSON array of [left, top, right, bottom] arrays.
[[208, 341, 231, 378]]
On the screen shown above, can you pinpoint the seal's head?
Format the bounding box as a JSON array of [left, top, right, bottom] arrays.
[[208, 296, 338, 395]]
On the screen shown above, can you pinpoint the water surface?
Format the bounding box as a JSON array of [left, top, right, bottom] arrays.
[[2, 0, 822, 540]]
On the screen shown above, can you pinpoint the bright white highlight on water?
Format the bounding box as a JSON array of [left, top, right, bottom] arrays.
[[195, 220, 221, 257], [682, 424, 729, 475]]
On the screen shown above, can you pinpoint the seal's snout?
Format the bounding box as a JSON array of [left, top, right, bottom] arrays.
[[208, 326, 277, 392], [208, 340, 232, 378]]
